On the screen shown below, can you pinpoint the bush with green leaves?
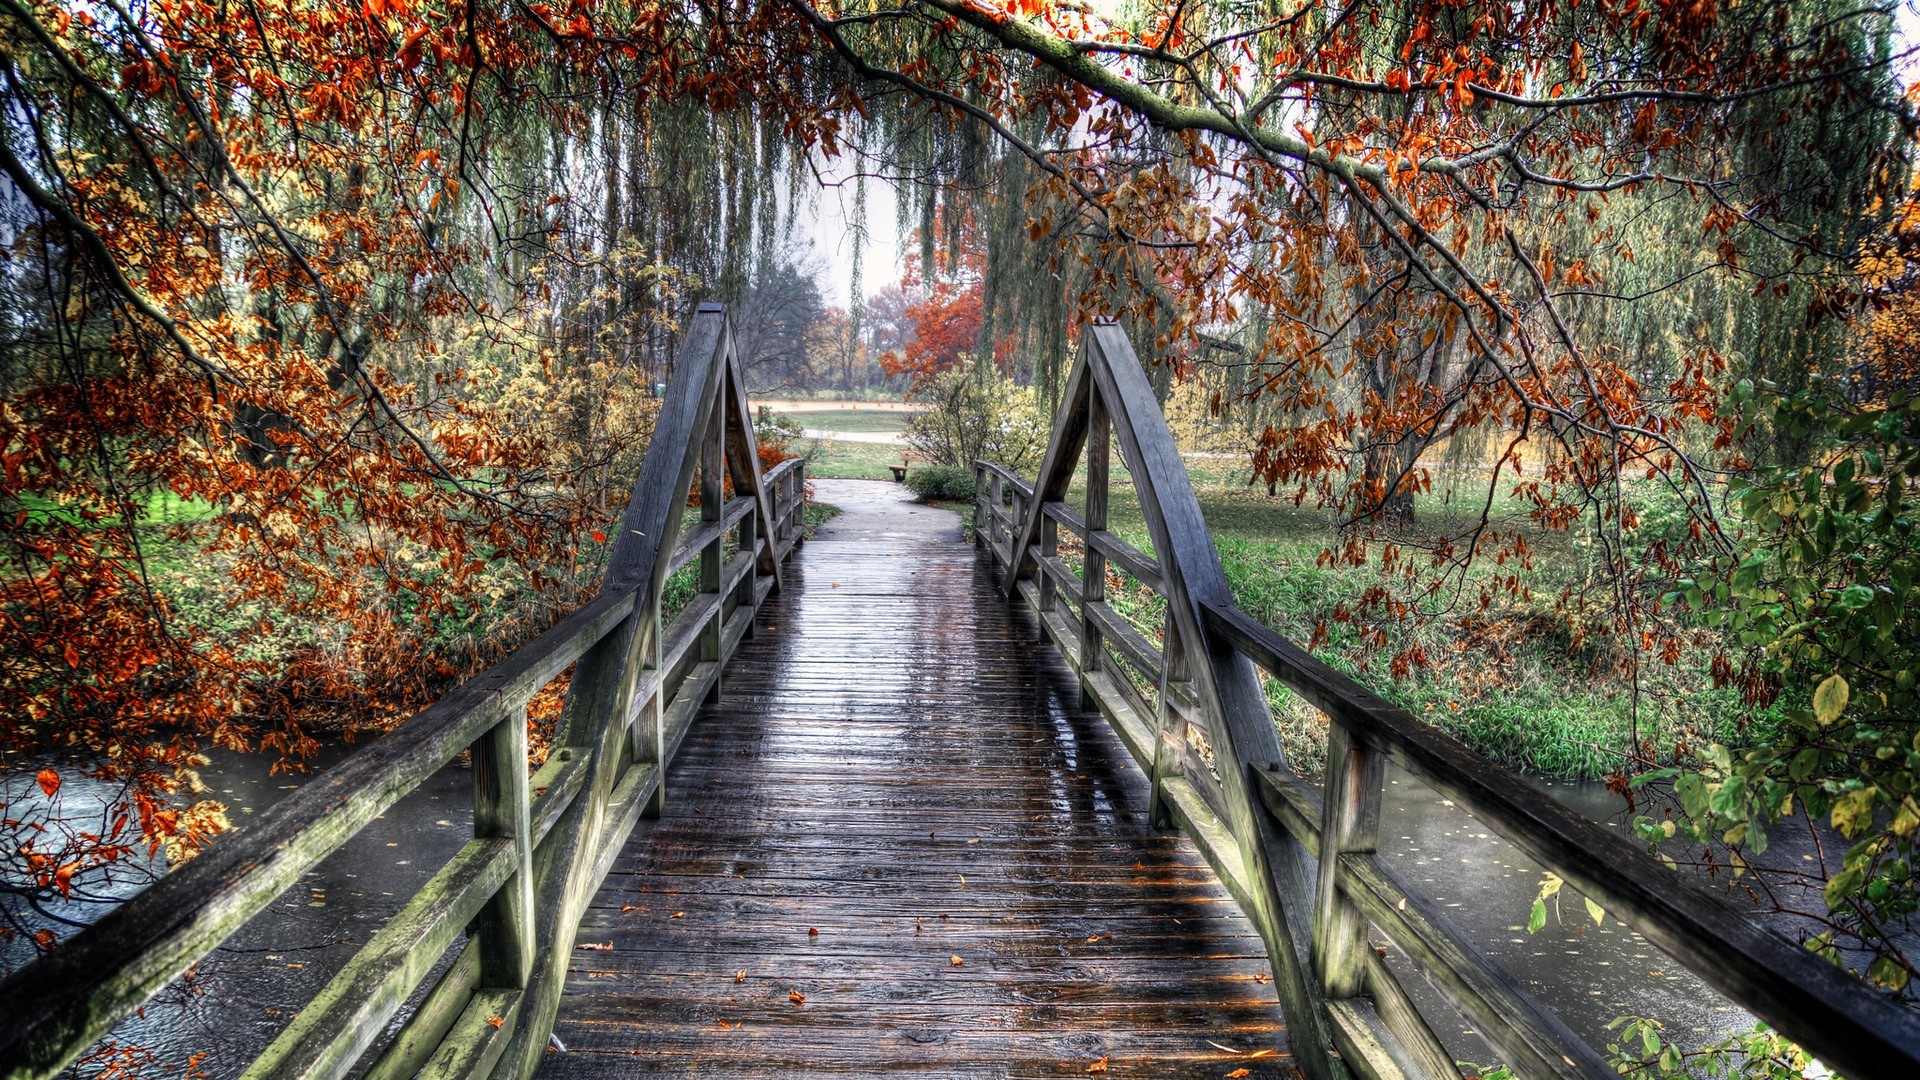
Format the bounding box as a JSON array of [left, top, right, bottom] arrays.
[[903, 464, 977, 503], [902, 368, 1048, 472], [1640, 376, 1920, 998]]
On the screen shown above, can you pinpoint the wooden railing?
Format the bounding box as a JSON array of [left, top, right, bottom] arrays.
[[975, 320, 1920, 1080], [0, 304, 807, 1080]]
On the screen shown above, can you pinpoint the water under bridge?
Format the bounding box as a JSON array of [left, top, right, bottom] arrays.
[[4, 307, 1918, 1080]]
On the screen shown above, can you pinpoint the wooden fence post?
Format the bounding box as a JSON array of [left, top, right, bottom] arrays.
[[1078, 391, 1109, 712], [472, 705, 534, 989]]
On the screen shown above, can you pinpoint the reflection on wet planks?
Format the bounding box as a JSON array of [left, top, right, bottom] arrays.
[[540, 491, 1290, 1078]]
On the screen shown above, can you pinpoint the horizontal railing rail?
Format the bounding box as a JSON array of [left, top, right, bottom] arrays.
[[976, 319, 1920, 1080], [0, 304, 807, 1080]]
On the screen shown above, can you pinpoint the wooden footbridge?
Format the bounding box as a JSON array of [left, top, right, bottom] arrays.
[[5, 306, 1920, 1079]]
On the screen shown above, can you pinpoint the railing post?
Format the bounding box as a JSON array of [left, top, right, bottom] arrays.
[[1037, 500, 1057, 612], [739, 471, 760, 641], [1078, 391, 1109, 710], [472, 704, 534, 988], [1148, 618, 1187, 830], [973, 464, 987, 551], [699, 390, 724, 705], [1312, 722, 1384, 1000], [634, 592, 666, 818]]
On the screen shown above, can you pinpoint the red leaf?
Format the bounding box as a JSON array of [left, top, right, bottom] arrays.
[[36, 769, 59, 797]]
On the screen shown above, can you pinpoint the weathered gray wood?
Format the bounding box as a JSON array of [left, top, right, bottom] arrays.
[[1325, 999, 1418, 1080], [1149, 617, 1188, 829], [721, 356, 781, 588], [472, 707, 535, 989], [1254, 763, 1324, 859], [417, 987, 521, 1080], [1342, 854, 1608, 1079], [1079, 393, 1110, 712], [1003, 351, 1088, 587], [1312, 724, 1381, 1001], [242, 837, 516, 1080], [360, 943, 478, 1080], [530, 752, 590, 848], [1361, 947, 1461, 1080], [1042, 501, 1166, 593], [1077, 323, 1342, 1080], [1201, 599, 1920, 1080], [665, 495, 754, 578], [1085, 599, 1163, 686]]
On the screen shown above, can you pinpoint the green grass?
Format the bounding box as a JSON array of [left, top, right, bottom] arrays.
[[778, 410, 919, 435], [1025, 462, 1757, 782], [801, 438, 909, 480]]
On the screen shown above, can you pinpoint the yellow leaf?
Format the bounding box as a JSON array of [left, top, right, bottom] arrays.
[[1832, 786, 1878, 839], [1814, 673, 1849, 726], [950, 954, 964, 966], [1227, 1071, 1252, 1079], [1087, 1057, 1109, 1073]]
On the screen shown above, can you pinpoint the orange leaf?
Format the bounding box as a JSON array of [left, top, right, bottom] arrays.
[[1087, 1057, 1109, 1073], [789, 990, 805, 1005], [1227, 1071, 1251, 1079], [486, 1015, 504, 1029], [36, 768, 59, 797], [949, 954, 964, 966]]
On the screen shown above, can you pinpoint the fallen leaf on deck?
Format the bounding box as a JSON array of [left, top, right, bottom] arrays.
[[949, 955, 963, 966], [1226, 1070, 1251, 1078], [576, 941, 613, 951], [670, 911, 685, 918], [487, 1016, 504, 1029], [808, 927, 818, 936], [1248, 1049, 1276, 1058], [716, 1020, 735, 1030], [1207, 1041, 1245, 1055], [1253, 973, 1270, 984], [789, 990, 805, 1005], [734, 970, 747, 983], [1087, 1057, 1109, 1073]]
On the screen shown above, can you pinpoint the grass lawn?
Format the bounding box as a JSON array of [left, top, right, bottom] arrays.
[[800, 438, 911, 480], [778, 410, 919, 435], [1022, 459, 1757, 782]]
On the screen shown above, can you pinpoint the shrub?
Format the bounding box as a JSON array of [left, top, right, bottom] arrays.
[[903, 464, 977, 503]]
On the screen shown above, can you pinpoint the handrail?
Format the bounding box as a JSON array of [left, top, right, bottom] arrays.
[[0, 304, 808, 1080], [975, 319, 1920, 1080]]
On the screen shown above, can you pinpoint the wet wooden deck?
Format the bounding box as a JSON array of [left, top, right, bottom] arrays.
[[541, 481, 1290, 1077]]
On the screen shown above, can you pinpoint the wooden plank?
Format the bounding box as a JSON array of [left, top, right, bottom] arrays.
[[1312, 724, 1382, 1001], [472, 708, 535, 989], [1253, 764, 1323, 859], [1079, 322, 1337, 1080], [1085, 600, 1163, 686], [361, 943, 479, 1080], [531, 754, 591, 848], [1202, 600, 1920, 1079], [545, 499, 1288, 1078], [666, 496, 754, 579], [1325, 999, 1418, 1080], [1340, 855, 1609, 1079], [416, 987, 521, 1080], [241, 837, 517, 1080]]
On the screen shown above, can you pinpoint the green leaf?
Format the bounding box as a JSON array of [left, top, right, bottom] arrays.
[[1830, 786, 1877, 839], [1527, 897, 1546, 935], [1583, 895, 1605, 928], [1813, 673, 1849, 726]]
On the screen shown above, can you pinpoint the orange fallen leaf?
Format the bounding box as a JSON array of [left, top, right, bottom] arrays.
[[716, 1020, 735, 1030], [734, 970, 747, 983], [1132, 862, 1145, 870], [1087, 1057, 1109, 1073], [487, 1015, 504, 1029], [1248, 1049, 1277, 1058], [808, 927, 818, 936], [789, 990, 805, 1005], [670, 911, 685, 919], [1226, 1070, 1250, 1079], [35, 769, 59, 797], [1253, 973, 1271, 984], [949, 954, 964, 966], [620, 904, 636, 913]]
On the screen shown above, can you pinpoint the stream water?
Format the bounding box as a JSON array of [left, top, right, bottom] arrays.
[[0, 743, 1849, 1076]]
